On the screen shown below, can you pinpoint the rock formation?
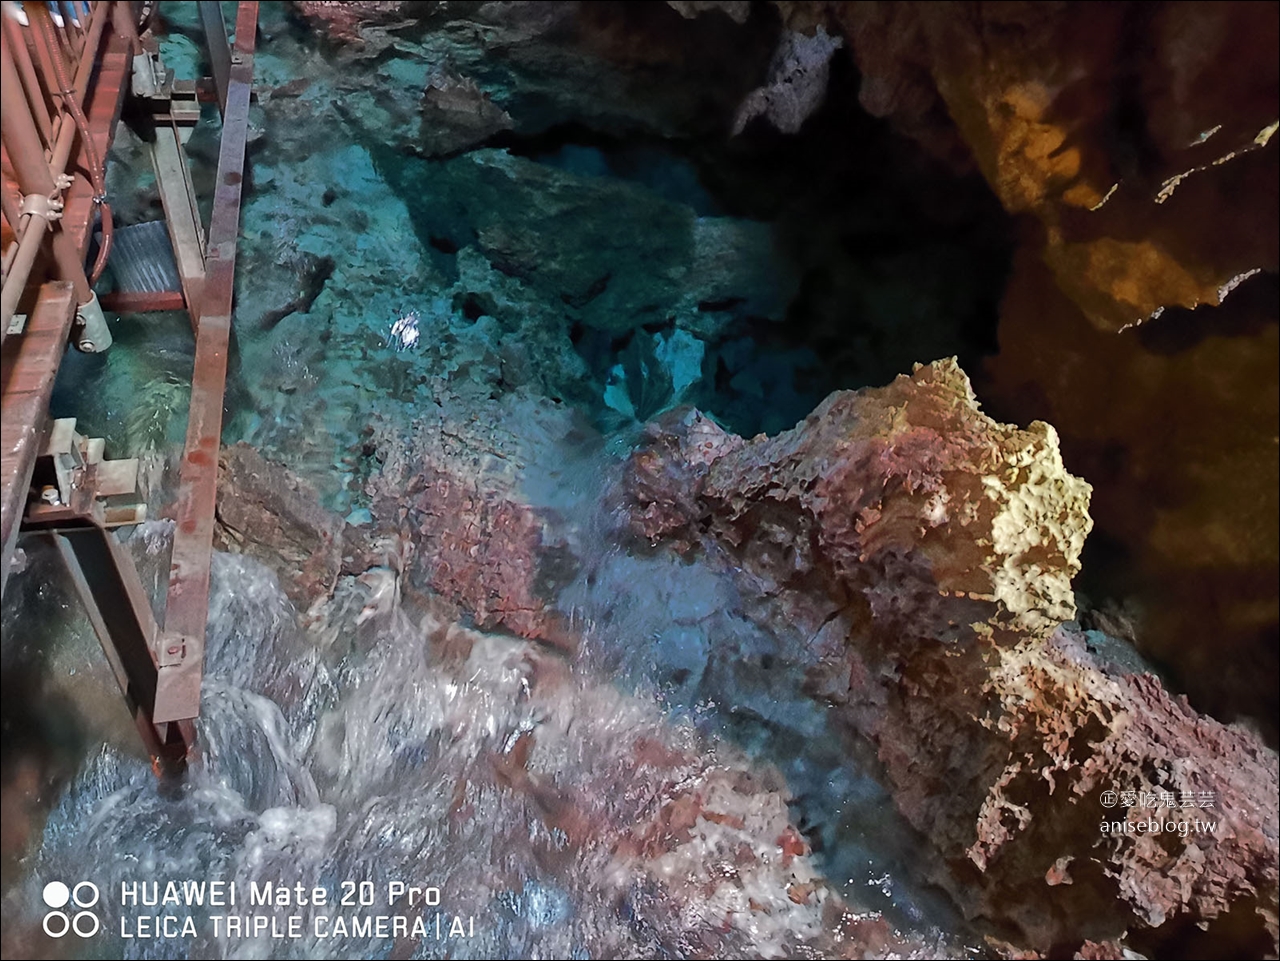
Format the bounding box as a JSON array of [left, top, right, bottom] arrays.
[[660, 0, 1280, 740], [830, 1, 1277, 332], [624, 359, 1279, 957], [208, 440, 952, 959]]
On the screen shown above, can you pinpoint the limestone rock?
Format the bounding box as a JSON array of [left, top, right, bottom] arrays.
[[391, 149, 789, 336], [213, 443, 345, 606], [303, 1, 779, 149], [832, 1, 1279, 331], [666, 0, 752, 24], [987, 253, 1280, 741], [623, 360, 1278, 955], [732, 26, 843, 135], [629, 358, 1092, 635], [418, 65, 514, 158]]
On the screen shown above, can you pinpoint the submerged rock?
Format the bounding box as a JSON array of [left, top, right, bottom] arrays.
[[392, 148, 788, 336], [419, 64, 515, 157], [214, 443, 346, 608], [623, 359, 1279, 956], [184, 434, 957, 959]]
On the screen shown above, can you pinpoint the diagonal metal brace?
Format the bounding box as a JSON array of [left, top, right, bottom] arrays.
[[49, 522, 193, 772]]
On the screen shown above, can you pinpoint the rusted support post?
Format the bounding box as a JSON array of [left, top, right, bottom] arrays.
[[198, 0, 231, 116], [51, 524, 187, 771], [160, 1, 258, 727]]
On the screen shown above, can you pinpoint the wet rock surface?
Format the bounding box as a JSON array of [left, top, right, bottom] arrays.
[[623, 360, 1279, 956], [360, 405, 562, 641], [214, 442, 346, 607], [191, 442, 956, 960], [3, 2, 1275, 959]]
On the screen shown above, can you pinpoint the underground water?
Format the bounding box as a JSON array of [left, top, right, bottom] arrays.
[[2, 2, 1276, 960]]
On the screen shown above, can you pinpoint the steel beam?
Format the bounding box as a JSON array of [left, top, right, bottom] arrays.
[[197, 0, 231, 116], [99, 290, 186, 313], [0, 281, 75, 595], [160, 1, 257, 726], [51, 522, 190, 770]]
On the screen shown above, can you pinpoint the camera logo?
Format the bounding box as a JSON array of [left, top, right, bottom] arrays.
[[42, 881, 100, 938]]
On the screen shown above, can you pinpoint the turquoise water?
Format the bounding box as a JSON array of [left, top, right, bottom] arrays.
[[2, 3, 1015, 957]]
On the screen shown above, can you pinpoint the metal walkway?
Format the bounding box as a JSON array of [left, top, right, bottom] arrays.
[[1, 0, 258, 772]]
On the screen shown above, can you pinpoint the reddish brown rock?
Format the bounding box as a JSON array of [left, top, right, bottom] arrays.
[[291, 1, 409, 44], [630, 358, 1093, 636], [364, 420, 556, 640], [987, 252, 1279, 740], [624, 360, 1279, 956], [203, 435, 948, 957], [816, 0, 1280, 745], [214, 442, 345, 606]]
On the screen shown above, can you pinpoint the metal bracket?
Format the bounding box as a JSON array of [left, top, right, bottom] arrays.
[[19, 193, 64, 221], [26, 417, 146, 528]]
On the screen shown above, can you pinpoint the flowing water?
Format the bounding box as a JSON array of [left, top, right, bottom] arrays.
[[3, 520, 961, 958], [0, 4, 1010, 957]]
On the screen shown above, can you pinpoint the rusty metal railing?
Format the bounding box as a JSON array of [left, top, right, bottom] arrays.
[[3, 0, 259, 775], [1, 0, 117, 344]]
